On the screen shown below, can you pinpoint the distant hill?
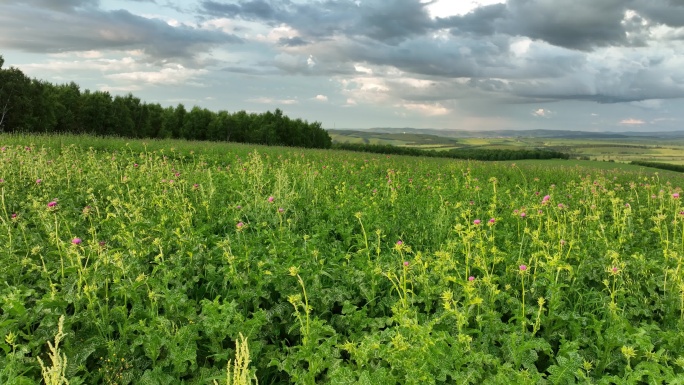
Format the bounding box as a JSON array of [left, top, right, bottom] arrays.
[[329, 127, 684, 140]]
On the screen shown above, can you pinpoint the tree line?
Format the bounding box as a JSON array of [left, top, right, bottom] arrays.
[[333, 142, 570, 161], [631, 160, 684, 173], [0, 55, 332, 148]]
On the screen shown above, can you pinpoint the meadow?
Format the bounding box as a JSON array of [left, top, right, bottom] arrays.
[[329, 130, 684, 165], [1, 134, 684, 384]]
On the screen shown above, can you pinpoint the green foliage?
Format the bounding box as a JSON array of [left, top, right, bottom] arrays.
[[0, 134, 683, 384], [333, 142, 570, 161], [631, 160, 684, 173], [0, 59, 331, 148]]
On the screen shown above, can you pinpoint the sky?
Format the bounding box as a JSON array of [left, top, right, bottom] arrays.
[[1, 0, 684, 132]]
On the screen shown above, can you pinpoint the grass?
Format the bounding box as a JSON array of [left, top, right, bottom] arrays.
[[1, 133, 684, 384]]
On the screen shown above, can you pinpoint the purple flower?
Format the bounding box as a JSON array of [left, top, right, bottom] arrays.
[[519, 264, 528, 271], [520, 212, 526, 218], [396, 240, 403, 246], [236, 205, 242, 209], [134, 163, 139, 167], [403, 261, 409, 267], [36, 179, 42, 184], [268, 196, 275, 203], [673, 193, 680, 199], [72, 238, 82, 245], [278, 207, 284, 213], [236, 222, 244, 229], [47, 201, 57, 208], [489, 218, 496, 224], [473, 219, 481, 225], [542, 195, 550, 202], [468, 276, 475, 282], [11, 213, 17, 219]]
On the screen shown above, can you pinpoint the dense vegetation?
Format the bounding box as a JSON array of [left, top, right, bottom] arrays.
[[334, 142, 570, 161], [0, 55, 331, 148], [1, 134, 683, 384], [631, 160, 684, 173]]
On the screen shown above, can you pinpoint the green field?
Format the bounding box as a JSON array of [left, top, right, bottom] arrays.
[[2, 134, 684, 384], [330, 130, 684, 165]]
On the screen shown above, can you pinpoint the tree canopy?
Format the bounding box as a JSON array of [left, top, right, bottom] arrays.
[[0, 55, 332, 148]]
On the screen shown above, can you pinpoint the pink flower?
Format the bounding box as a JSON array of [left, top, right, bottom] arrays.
[[236, 222, 244, 229], [612, 266, 619, 273], [278, 207, 284, 213], [520, 212, 526, 218], [468, 276, 475, 281], [47, 201, 57, 208], [673, 193, 680, 199], [542, 195, 550, 202], [396, 240, 403, 246], [236, 205, 242, 209], [268, 196, 275, 203], [134, 163, 139, 167], [519, 264, 528, 271], [72, 238, 82, 245], [403, 261, 409, 267], [98, 241, 106, 247], [36, 179, 42, 184], [11, 213, 17, 219], [473, 219, 481, 225], [489, 218, 496, 224]]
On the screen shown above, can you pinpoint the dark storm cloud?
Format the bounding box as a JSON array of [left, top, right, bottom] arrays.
[[633, 0, 684, 28], [499, 0, 631, 51], [0, 2, 241, 61], [438, 3, 507, 36], [201, 0, 433, 44], [278, 36, 309, 47], [0, 0, 100, 11]]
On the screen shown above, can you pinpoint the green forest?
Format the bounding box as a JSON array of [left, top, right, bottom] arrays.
[[334, 142, 570, 161], [0, 55, 332, 148]]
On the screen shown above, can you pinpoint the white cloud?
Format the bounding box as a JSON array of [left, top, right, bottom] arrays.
[[619, 118, 646, 125], [532, 108, 553, 117], [399, 102, 450, 116], [314, 94, 328, 102], [247, 97, 299, 105], [354, 64, 373, 74], [425, 0, 505, 18], [23, 57, 138, 73], [98, 83, 143, 92], [106, 64, 207, 86]]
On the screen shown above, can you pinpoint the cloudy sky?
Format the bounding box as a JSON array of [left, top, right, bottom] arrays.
[[1, 0, 684, 132]]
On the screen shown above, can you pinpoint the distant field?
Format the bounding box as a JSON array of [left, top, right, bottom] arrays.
[[330, 130, 684, 165]]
